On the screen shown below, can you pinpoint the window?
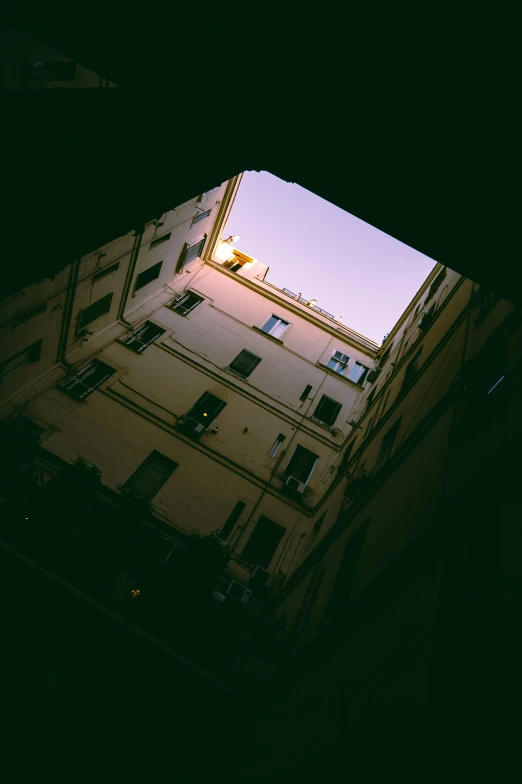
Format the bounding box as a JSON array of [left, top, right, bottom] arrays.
[[1, 340, 42, 377], [170, 291, 204, 315], [260, 314, 290, 340], [365, 388, 376, 410], [228, 349, 262, 378], [268, 433, 286, 458], [191, 210, 211, 225], [283, 445, 319, 484], [220, 501, 246, 540], [300, 384, 313, 401], [12, 302, 47, 326], [379, 341, 393, 367], [312, 395, 342, 427], [327, 350, 350, 375], [134, 261, 163, 292], [121, 321, 165, 353], [123, 450, 178, 501], [25, 60, 76, 82], [425, 267, 447, 303], [78, 293, 113, 331], [149, 232, 171, 250], [401, 347, 422, 391], [178, 236, 207, 269], [375, 417, 402, 472], [326, 521, 369, 617], [92, 263, 119, 283], [349, 362, 369, 385], [241, 515, 285, 570], [186, 392, 226, 427], [60, 358, 116, 400]]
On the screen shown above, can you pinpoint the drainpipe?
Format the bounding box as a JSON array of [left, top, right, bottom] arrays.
[[118, 224, 144, 324], [57, 258, 81, 363]]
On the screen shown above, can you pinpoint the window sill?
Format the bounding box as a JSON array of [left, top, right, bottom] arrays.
[[252, 326, 284, 345], [309, 416, 337, 433], [224, 367, 250, 381]]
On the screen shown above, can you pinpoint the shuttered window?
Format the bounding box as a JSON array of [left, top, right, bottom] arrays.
[[123, 450, 178, 501], [228, 349, 262, 378]]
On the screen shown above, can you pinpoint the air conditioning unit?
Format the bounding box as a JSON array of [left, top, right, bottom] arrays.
[[250, 566, 275, 589], [367, 367, 381, 384], [285, 476, 306, 494], [227, 581, 252, 604], [177, 416, 205, 434]]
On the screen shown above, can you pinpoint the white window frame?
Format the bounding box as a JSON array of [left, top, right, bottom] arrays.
[[260, 314, 291, 340], [170, 291, 204, 316], [121, 321, 165, 353], [327, 350, 350, 375], [60, 358, 116, 400]]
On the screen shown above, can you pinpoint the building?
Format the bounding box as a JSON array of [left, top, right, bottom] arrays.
[[2, 27, 118, 89], [0, 171, 385, 598], [237, 264, 522, 779]]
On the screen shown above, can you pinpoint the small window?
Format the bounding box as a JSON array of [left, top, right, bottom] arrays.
[[220, 501, 246, 540], [228, 349, 262, 378], [60, 358, 116, 400], [92, 263, 119, 283], [78, 293, 113, 331], [149, 232, 171, 250], [191, 210, 211, 225], [283, 445, 319, 484], [123, 450, 178, 501], [178, 236, 207, 269], [26, 60, 76, 82], [134, 261, 163, 292], [260, 314, 290, 340], [170, 291, 204, 315], [268, 433, 286, 458], [378, 341, 393, 367], [186, 391, 226, 427], [12, 302, 47, 326], [349, 362, 369, 385], [425, 267, 447, 303], [300, 384, 313, 401], [401, 347, 422, 391], [241, 515, 285, 570], [1, 339, 42, 377], [375, 417, 402, 472], [313, 395, 342, 427], [121, 321, 165, 353], [327, 350, 350, 375]]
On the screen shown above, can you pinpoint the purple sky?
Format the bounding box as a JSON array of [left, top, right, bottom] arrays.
[[223, 171, 436, 344]]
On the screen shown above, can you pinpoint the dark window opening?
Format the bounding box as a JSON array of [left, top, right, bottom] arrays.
[[191, 210, 211, 225], [220, 501, 246, 540], [135, 261, 163, 292], [186, 392, 226, 427], [228, 349, 262, 378], [12, 302, 47, 326], [60, 358, 115, 400], [425, 267, 447, 303], [78, 293, 113, 331], [121, 321, 165, 353], [178, 236, 207, 269], [1, 339, 42, 377], [401, 347, 422, 391], [92, 263, 119, 283], [241, 515, 285, 570], [300, 384, 313, 401], [375, 417, 402, 473], [149, 232, 171, 250], [313, 395, 342, 427], [326, 521, 369, 617], [123, 450, 178, 501], [283, 445, 319, 484], [170, 291, 204, 315]]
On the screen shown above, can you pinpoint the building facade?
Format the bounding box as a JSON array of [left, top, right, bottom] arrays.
[[2, 27, 118, 89]]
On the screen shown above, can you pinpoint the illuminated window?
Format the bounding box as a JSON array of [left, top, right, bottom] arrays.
[[186, 391, 226, 427]]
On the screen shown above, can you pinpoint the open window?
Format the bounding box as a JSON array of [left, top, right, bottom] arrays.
[[184, 392, 226, 428], [327, 350, 350, 375], [348, 362, 370, 385], [177, 235, 207, 270], [241, 515, 286, 570], [283, 445, 319, 485], [121, 321, 165, 353], [312, 395, 342, 427], [170, 291, 204, 316]]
